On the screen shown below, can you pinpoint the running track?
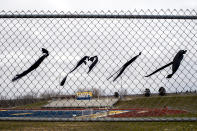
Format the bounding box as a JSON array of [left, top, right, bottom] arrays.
[[0, 108, 187, 118]]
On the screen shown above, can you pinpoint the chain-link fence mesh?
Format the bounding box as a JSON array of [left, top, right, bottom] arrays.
[[0, 10, 197, 121]]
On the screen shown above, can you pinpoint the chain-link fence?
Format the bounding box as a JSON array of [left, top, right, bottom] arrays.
[[0, 10, 197, 122]]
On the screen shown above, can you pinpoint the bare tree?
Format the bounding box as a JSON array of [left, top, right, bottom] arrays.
[[119, 88, 127, 97], [144, 88, 151, 97], [77, 88, 85, 92], [92, 88, 101, 98], [0, 95, 7, 100], [159, 87, 166, 96], [40, 90, 64, 99], [114, 92, 119, 98], [17, 91, 38, 100]]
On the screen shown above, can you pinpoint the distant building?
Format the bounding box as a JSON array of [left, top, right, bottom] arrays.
[[76, 92, 93, 100], [51, 95, 75, 100]]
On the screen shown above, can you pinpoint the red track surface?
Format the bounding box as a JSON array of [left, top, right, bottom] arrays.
[[0, 108, 187, 117], [108, 108, 187, 117]]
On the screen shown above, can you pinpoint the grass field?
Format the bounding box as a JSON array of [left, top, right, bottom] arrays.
[[0, 121, 197, 131], [13, 94, 197, 111], [13, 100, 49, 109], [113, 94, 197, 117], [114, 95, 197, 112], [10, 94, 197, 117], [1, 94, 196, 130]]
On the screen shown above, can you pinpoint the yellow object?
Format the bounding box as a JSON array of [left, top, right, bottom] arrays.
[[11, 113, 32, 116], [108, 111, 128, 115], [76, 92, 93, 97], [77, 110, 128, 119]]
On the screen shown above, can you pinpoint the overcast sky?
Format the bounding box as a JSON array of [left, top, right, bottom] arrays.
[[0, 0, 197, 12], [0, 0, 197, 99]]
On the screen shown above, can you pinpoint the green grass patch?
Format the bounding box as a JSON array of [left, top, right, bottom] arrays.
[[0, 121, 197, 131], [114, 95, 197, 112], [10, 95, 197, 114], [13, 100, 49, 109]]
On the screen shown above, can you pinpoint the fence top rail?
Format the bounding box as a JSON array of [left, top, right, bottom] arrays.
[[0, 14, 197, 19]]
